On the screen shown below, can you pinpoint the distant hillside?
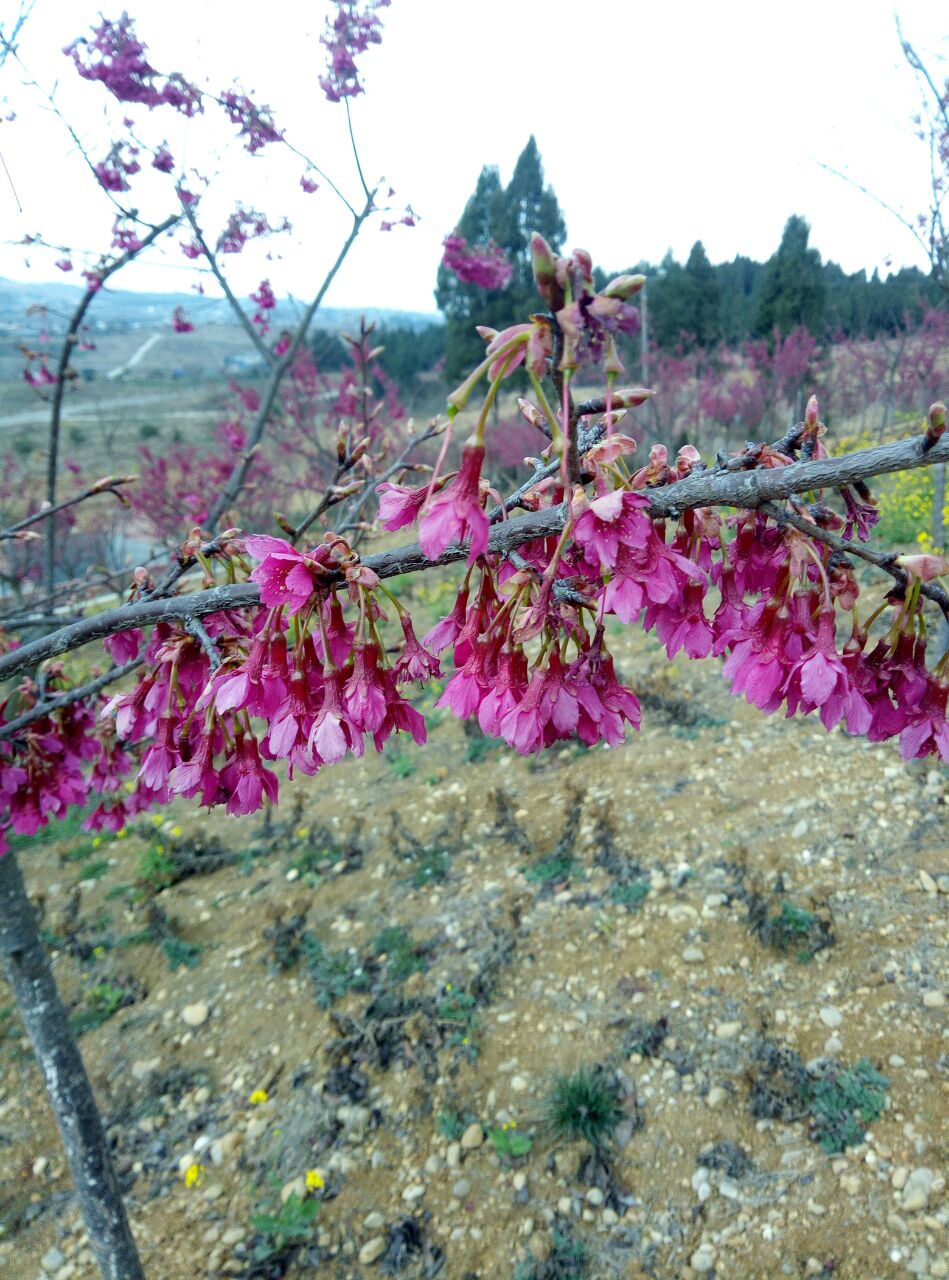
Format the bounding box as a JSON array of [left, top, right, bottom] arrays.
[[0, 277, 441, 336]]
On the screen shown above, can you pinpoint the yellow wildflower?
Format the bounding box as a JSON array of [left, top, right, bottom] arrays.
[[116, 827, 128, 839], [305, 1169, 325, 1191], [295, 827, 310, 839], [183, 1162, 202, 1188], [92, 837, 102, 849], [171, 825, 183, 838], [249, 1089, 268, 1105]]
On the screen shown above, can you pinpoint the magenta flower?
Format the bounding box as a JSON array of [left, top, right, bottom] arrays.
[[418, 442, 489, 565], [645, 580, 713, 660], [168, 731, 219, 805], [572, 489, 651, 571], [104, 628, 142, 665], [246, 535, 323, 615], [900, 678, 949, 762], [478, 648, 529, 737], [226, 733, 279, 816], [394, 615, 441, 684], [441, 234, 513, 290], [436, 640, 491, 720], [422, 585, 470, 655], [308, 669, 363, 764], [376, 479, 430, 531]]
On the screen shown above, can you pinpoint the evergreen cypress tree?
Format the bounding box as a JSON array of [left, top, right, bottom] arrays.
[[435, 137, 566, 382], [679, 241, 721, 347], [754, 215, 826, 339]]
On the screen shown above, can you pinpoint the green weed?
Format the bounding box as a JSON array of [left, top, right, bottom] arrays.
[[488, 1124, 533, 1159], [302, 937, 371, 1008], [372, 926, 426, 980], [609, 879, 650, 911], [72, 983, 127, 1034], [808, 1059, 889, 1153], [522, 854, 576, 885], [544, 1066, 624, 1151], [249, 1192, 320, 1263]]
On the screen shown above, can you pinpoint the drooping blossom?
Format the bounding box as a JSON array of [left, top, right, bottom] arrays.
[[418, 442, 489, 565]]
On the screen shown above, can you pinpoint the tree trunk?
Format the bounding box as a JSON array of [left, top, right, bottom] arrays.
[[0, 850, 146, 1280]]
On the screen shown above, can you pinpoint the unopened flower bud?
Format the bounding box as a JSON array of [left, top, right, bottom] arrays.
[[275, 513, 295, 537], [924, 401, 947, 450], [517, 397, 547, 431], [602, 274, 646, 301], [530, 233, 558, 305], [611, 386, 654, 409], [603, 334, 625, 377], [804, 395, 820, 431]]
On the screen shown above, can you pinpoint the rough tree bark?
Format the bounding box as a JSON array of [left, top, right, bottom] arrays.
[[0, 850, 145, 1280]]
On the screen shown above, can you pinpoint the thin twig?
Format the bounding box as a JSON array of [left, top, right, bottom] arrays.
[[203, 190, 377, 533], [0, 659, 144, 742], [1, 477, 136, 541], [183, 207, 275, 364], [42, 214, 181, 595]]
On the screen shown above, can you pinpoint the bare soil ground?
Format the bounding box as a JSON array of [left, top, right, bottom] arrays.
[[2, 622, 948, 1280]]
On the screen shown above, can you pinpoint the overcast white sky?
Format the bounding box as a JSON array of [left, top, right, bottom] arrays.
[[1, 0, 946, 315]]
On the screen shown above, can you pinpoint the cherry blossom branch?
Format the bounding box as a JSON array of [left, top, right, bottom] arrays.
[[203, 190, 377, 532], [0, 659, 144, 742], [1, 476, 136, 542], [43, 213, 181, 595], [183, 206, 276, 365], [6, 424, 949, 685], [760, 502, 949, 618], [337, 423, 443, 533]]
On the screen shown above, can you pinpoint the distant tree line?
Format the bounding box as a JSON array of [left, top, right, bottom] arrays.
[[318, 144, 943, 393], [625, 216, 941, 352]]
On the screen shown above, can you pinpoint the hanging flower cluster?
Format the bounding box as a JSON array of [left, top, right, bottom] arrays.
[[441, 234, 514, 291]]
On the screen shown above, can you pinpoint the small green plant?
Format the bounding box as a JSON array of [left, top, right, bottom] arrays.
[[78, 858, 111, 882], [464, 726, 500, 764], [249, 1192, 320, 1263], [407, 846, 450, 888], [522, 854, 576, 885], [609, 879, 650, 911], [436, 1109, 466, 1140], [302, 936, 372, 1008], [514, 1226, 588, 1280], [62, 839, 98, 863], [138, 842, 177, 892], [545, 1065, 624, 1150], [72, 983, 127, 1034], [436, 988, 480, 1059], [807, 1059, 889, 1153], [761, 900, 835, 962], [487, 1122, 533, 1159], [163, 938, 203, 971], [372, 926, 425, 980], [386, 749, 416, 779]]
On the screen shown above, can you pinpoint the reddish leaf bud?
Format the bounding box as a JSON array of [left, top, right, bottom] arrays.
[[530, 233, 558, 305], [602, 274, 646, 301]]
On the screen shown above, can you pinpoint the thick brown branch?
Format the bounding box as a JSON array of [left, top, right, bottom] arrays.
[[4, 428, 949, 685]]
